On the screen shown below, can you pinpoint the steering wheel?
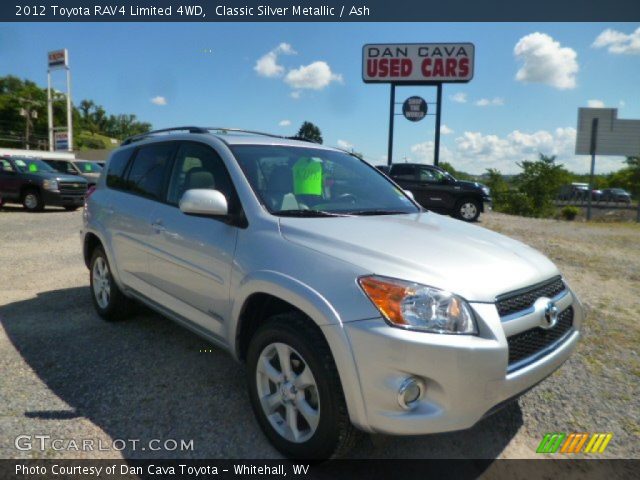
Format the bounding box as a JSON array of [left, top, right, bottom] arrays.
[[337, 193, 358, 204]]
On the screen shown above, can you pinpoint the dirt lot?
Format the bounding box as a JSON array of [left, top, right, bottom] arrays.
[[0, 206, 638, 461]]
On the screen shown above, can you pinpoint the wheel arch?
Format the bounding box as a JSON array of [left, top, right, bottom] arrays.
[[231, 271, 342, 362]]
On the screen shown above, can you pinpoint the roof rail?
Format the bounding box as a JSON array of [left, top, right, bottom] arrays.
[[121, 126, 209, 146], [121, 126, 320, 146]]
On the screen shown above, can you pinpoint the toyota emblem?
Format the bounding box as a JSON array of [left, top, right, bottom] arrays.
[[543, 301, 559, 329]]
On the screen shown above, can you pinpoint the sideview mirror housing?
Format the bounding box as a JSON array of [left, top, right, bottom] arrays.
[[179, 189, 228, 217]]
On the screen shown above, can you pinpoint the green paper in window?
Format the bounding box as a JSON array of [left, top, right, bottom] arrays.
[[28, 163, 38, 172], [292, 157, 323, 195]]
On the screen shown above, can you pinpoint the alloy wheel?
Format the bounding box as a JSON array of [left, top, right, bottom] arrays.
[[255, 342, 320, 443], [92, 256, 111, 309]]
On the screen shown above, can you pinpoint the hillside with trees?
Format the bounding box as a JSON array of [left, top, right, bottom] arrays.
[[0, 75, 151, 151]]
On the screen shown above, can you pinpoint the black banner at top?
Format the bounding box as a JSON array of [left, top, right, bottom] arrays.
[[4, 0, 640, 22]]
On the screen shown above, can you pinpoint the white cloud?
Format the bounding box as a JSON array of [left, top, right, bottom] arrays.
[[450, 92, 467, 103], [278, 119, 291, 127], [592, 27, 640, 55], [440, 125, 454, 135], [514, 32, 578, 90], [587, 99, 605, 108], [150, 96, 167, 106], [284, 61, 343, 90], [475, 97, 505, 107], [410, 141, 453, 164], [410, 127, 626, 174], [337, 139, 354, 150], [254, 43, 297, 78], [619, 100, 626, 108], [290, 90, 301, 99]]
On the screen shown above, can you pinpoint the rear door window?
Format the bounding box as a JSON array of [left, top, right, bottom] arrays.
[[125, 143, 176, 200], [390, 164, 417, 180]]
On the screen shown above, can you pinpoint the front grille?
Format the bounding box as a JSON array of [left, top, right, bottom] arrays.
[[58, 182, 87, 195], [507, 307, 574, 369], [496, 276, 565, 317]]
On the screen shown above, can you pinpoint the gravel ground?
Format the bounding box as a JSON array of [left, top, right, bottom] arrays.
[[0, 206, 638, 461]]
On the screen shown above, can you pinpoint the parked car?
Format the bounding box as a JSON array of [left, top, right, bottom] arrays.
[[0, 156, 88, 211], [43, 158, 103, 187], [82, 127, 583, 459], [591, 189, 603, 201], [601, 188, 632, 204], [376, 163, 491, 221], [558, 183, 590, 201]]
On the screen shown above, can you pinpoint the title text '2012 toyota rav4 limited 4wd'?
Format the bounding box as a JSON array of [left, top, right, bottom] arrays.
[[82, 127, 583, 459]]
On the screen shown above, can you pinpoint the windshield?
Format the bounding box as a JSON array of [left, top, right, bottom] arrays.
[[75, 161, 103, 173], [13, 158, 56, 174], [232, 145, 420, 216]]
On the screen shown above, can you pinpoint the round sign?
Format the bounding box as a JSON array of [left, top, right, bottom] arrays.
[[402, 96, 428, 122]]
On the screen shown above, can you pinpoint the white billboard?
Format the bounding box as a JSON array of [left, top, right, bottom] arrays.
[[576, 108, 640, 156], [48, 49, 68, 69], [362, 43, 474, 84]]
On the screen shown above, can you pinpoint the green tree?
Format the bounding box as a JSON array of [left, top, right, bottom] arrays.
[[439, 161, 473, 181], [515, 154, 571, 217], [607, 156, 640, 200], [294, 121, 323, 144]]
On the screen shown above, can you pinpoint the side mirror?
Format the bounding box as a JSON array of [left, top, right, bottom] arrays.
[[179, 189, 228, 217], [403, 190, 415, 200]]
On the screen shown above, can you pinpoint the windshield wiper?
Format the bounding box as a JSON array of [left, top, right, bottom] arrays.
[[273, 209, 350, 217], [344, 209, 411, 216]]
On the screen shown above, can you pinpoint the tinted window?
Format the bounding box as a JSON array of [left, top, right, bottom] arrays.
[[1, 159, 15, 172], [167, 142, 238, 211], [106, 149, 134, 189], [125, 143, 175, 200], [390, 164, 416, 180]]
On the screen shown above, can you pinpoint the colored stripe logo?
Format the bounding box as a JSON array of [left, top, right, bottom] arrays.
[[536, 433, 612, 454]]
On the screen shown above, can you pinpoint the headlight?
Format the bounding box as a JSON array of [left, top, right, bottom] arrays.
[[42, 179, 59, 191], [358, 275, 478, 334], [482, 187, 490, 196]]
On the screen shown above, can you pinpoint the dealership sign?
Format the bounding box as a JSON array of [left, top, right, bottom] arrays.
[[48, 49, 68, 69], [54, 131, 69, 151], [362, 43, 474, 84]]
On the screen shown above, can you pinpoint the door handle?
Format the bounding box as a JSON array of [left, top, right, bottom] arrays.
[[151, 220, 165, 233]]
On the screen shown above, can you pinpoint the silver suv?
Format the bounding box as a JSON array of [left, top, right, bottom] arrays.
[[81, 127, 583, 458]]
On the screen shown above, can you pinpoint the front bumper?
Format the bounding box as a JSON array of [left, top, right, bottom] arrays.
[[42, 189, 86, 207], [330, 290, 583, 435]]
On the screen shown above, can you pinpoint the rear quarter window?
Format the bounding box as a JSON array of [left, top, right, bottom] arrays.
[[106, 149, 134, 189]]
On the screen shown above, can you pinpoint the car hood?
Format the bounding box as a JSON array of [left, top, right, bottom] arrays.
[[279, 212, 559, 303], [23, 171, 87, 183], [456, 180, 484, 190]]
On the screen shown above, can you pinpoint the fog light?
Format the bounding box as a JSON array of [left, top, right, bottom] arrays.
[[397, 377, 424, 410]]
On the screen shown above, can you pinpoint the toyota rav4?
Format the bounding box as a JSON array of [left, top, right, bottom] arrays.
[[81, 127, 583, 459]]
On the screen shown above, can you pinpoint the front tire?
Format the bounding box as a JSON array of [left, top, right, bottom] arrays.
[[90, 246, 134, 321], [455, 198, 481, 222], [22, 189, 44, 212], [246, 313, 360, 459]]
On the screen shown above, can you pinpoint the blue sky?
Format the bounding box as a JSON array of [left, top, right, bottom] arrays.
[[1, 22, 638, 173]]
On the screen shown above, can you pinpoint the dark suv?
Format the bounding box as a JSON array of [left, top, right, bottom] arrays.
[[0, 156, 88, 211], [378, 163, 491, 221]]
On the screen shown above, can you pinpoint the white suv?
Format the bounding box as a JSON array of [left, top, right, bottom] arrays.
[[81, 127, 583, 458]]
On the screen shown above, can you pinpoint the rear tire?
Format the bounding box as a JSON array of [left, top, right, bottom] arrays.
[[89, 246, 134, 321], [246, 313, 360, 459], [455, 198, 481, 222], [22, 189, 44, 212]]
